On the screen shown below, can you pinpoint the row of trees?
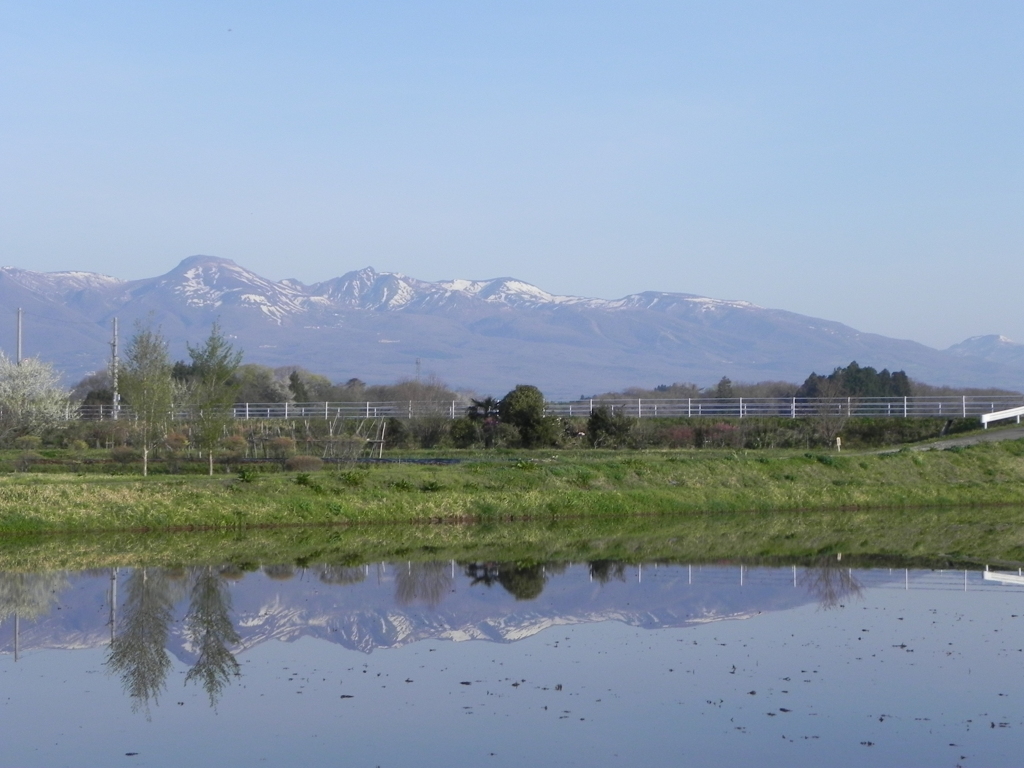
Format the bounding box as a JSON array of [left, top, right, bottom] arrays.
[[594, 361, 1016, 401], [0, 351, 1013, 459], [449, 374, 934, 450], [119, 323, 242, 475]]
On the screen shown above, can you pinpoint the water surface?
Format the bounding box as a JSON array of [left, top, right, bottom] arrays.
[[2, 560, 1023, 767]]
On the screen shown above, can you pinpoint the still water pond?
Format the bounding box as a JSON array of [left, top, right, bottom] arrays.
[[2, 560, 1023, 767]]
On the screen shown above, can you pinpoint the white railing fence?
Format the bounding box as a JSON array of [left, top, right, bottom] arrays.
[[69, 395, 1024, 423]]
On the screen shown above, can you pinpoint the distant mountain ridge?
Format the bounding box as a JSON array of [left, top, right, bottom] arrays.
[[1, 255, 1021, 397]]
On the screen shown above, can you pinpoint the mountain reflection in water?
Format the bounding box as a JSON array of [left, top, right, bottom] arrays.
[[0, 559, 982, 712]]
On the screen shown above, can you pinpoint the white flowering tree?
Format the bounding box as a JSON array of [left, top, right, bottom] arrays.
[[0, 352, 69, 444]]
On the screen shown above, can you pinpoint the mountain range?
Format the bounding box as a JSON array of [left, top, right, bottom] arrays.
[[1, 255, 1022, 398]]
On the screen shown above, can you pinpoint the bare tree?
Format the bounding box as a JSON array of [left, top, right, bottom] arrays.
[[809, 377, 850, 448]]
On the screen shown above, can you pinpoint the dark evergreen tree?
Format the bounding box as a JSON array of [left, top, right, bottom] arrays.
[[796, 361, 912, 398]]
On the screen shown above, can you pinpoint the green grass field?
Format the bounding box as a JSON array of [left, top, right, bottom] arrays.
[[1, 439, 1024, 565]]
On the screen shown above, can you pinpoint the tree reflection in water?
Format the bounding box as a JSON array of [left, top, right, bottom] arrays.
[[184, 566, 241, 707], [498, 563, 548, 600], [463, 561, 554, 601], [588, 560, 627, 584], [799, 556, 864, 609], [395, 561, 452, 607], [0, 571, 69, 621], [464, 561, 500, 588], [262, 563, 296, 581], [105, 567, 183, 716], [317, 565, 366, 586]]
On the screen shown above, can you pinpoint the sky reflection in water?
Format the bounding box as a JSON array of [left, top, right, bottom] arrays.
[[1, 560, 1023, 767]]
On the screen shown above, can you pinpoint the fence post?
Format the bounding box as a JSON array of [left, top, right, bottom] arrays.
[[284, 402, 288, 419], [791, 397, 796, 419], [451, 400, 455, 419], [366, 401, 370, 418], [903, 396, 907, 418], [688, 398, 692, 418], [739, 397, 743, 418], [962, 396, 966, 418], [590, 399, 594, 414], [638, 398, 642, 418]]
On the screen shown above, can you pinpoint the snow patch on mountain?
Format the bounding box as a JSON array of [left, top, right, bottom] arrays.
[[0, 266, 123, 299]]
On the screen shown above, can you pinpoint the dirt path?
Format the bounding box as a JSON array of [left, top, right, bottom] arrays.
[[906, 424, 1024, 452]]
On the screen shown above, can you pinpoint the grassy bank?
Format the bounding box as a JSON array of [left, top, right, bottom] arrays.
[[1, 439, 1024, 535]]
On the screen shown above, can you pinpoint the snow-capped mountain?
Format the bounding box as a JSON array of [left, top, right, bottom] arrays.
[[0, 255, 1020, 396], [946, 334, 1024, 368]]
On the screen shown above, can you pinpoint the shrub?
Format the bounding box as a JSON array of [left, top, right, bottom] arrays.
[[407, 416, 449, 449], [627, 420, 661, 449], [17, 451, 42, 471], [294, 472, 323, 490], [68, 439, 89, 452], [663, 425, 695, 448], [449, 417, 480, 448], [221, 435, 248, 458], [586, 406, 633, 448], [338, 470, 366, 487], [379, 417, 410, 450], [110, 446, 140, 464], [285, 454, 323, 472], [237, 466, 260, 483], [699, 422, 742, 448], [269, 436, 297, 458], [14, 435, 42, 450]]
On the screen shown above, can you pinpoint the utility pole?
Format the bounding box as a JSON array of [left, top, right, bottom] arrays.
[[111, 318, 120, 420], [16, 307, 23, 365]]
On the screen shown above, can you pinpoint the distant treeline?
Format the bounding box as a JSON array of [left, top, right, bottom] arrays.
[[587, 361, 1018, 401], [3, 348, 1018, 461]]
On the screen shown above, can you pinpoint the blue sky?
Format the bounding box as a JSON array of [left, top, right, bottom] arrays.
[[2, 1, 1021, 349]]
